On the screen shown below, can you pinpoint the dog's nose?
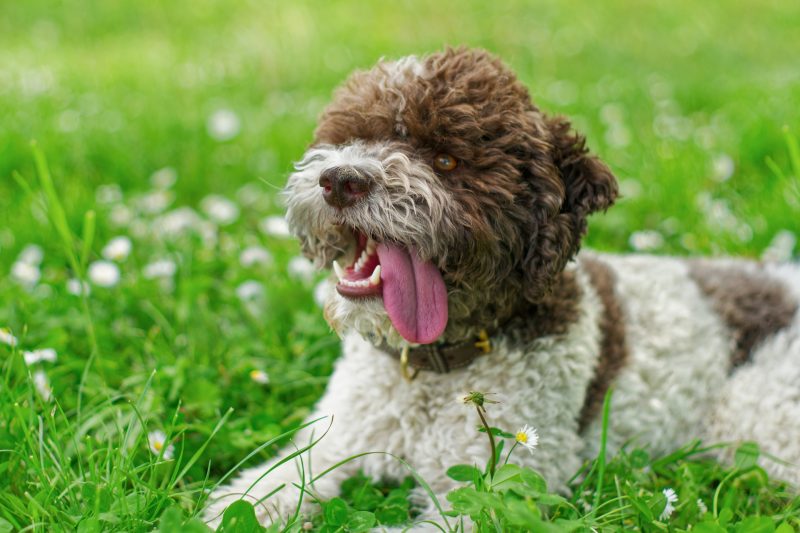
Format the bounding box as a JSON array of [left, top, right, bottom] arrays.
[[319, 167, 371, 209]]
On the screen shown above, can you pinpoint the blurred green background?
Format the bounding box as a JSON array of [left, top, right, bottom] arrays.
[[2, 0, 799, 254], [1, 0, 799, 529]]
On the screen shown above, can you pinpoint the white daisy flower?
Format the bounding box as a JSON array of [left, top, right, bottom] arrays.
[[18, 244, 44, 265], [136, 190, 174, 215], [95, 184, 123, 205], [259, 215, 291, 238], [11, 261, 41, 288], [66, 278, 91, 296], [143, 259, 177, 279], [239, 246, 273, 268], [109, 205, 134, 227], [87, 260, 121, 287], [33, 370, 53, 402], [236, 183, 269, 208], [629, 230, 664, 252], [762, 229, 796, 262], [201, 195, 240, 225], [207, 109, 241, 141], [147, 430, 174, 460], [515, 425, 539, 454], [711, 153, 735, 182], [236, 280, 264, 301], [287, 256, 315, 283], [150, 167, 177, 189], [313, 279, 331, 308], [0, 328, 18, 347], [23, 348, 57, 365], [660, 488, 678, 520], [153, 207, 203, 239], [249, 369, 269, 384], [102, 236, 132, 262]]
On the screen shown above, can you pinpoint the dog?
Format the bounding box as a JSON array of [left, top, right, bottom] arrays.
[[205, 48, 800, 528]]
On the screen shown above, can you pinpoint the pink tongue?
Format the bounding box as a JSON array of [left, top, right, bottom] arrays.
[[376, 243, 448, 344]]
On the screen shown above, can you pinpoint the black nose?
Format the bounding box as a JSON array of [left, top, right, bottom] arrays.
[[319, 167, 371, 209]]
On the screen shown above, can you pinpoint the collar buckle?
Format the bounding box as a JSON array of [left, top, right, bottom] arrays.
[[474, 329, 492, 354], [400, 345, 419, 382]]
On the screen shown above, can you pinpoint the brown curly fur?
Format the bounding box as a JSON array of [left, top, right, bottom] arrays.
[[289, 47, 618, 343]]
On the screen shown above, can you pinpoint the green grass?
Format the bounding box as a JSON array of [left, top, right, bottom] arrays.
[[1, 0, 799, 531]]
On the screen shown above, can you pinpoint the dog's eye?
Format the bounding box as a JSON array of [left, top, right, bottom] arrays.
[[433, 153, 458, 172]]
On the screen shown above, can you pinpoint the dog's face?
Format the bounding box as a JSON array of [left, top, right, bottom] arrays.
[[285, 48, 617, 347]]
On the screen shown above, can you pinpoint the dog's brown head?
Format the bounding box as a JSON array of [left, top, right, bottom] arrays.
[[285, 48, 617, 347]]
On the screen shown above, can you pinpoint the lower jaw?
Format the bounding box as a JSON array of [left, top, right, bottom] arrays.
[[335, 283, 382, 298]]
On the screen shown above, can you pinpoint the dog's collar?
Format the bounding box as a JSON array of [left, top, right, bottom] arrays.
[[377, 329, 493, 381]]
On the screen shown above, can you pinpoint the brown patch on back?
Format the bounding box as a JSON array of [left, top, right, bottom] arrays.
[[578, 256, 628, 431], [688, 261, 798, 368]]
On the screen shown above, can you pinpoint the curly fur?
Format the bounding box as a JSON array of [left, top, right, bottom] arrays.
[[206, 48, 800, 530]]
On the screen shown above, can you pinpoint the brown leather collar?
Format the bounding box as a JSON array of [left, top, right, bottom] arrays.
[[378, 330, 493, 379]]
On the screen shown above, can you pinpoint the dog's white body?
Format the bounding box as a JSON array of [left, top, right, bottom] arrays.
[[206, 253, 800, 527]]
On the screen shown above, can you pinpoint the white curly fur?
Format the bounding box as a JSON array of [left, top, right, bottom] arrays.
[[205, 253, 800, 529]]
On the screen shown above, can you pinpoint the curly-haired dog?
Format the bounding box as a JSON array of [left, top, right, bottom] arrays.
[[206, 48, 800, 527]]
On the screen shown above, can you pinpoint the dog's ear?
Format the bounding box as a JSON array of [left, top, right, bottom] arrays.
[[522, 115, 618, 301]]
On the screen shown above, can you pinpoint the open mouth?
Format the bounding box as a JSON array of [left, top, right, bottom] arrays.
[[332, 229, 449, 345], [332, 232, 382, 298]]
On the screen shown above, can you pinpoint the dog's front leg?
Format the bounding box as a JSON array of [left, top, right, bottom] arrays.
[[204, 340, 388, 528], [203, 414, 359, 528]]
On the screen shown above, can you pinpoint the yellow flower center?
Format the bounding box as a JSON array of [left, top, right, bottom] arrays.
[[516, 432, 528, 443], [153, 441, 163, 451]]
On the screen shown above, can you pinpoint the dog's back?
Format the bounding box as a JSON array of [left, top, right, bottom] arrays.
[[578, 252, 800, 481]]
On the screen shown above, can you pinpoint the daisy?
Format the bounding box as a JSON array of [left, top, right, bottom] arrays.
[[66, 278, 91, 296], [95, 183, 123, 205], [236, 280, 264, 301], [23, 348, 57, 365], [150, 167, 177, 189], [660, 488, 678, 520], [207, 109, 241, 141], [628, 230, 665, 252], [249, 369, 270, 384], [87, 260, 121, 287], [201, 194, 240, 225], [239, 246, 273, 268], [313, 279, 331, 308], [33, 370, 53, 402], [147, 430, 175, 460], [287, 256, 315, 283], [11, 261, 41, 288], [259, 215, 292, 238], [18, 244, 44, 265], [515, 425, 539, 454], [109, 204, 134, 227], [143, 259, 177, 279], [136, 190, 174, 215], [762, 229, 796, 262], [0, 328, 18, 347], [153, 207, 203, 239], [102, 236, 132, 262]]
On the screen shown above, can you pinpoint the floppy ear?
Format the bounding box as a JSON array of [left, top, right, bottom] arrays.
[[522, 116, 618, 301]]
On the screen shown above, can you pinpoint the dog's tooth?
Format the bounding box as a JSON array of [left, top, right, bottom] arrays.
[[367, 239, 376, 253], [369, 265, 381, 286], [333, 260, 345, 282]]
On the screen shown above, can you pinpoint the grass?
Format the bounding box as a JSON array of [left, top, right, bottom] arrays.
[[1, 0, 799, 531]]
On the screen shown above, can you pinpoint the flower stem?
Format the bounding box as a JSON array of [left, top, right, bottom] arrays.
[[476, 407, 496, 477]]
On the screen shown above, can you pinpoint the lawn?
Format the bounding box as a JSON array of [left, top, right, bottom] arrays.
[[1, 0, 799, 531]]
